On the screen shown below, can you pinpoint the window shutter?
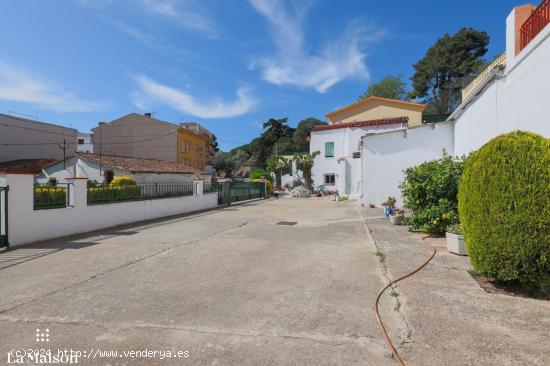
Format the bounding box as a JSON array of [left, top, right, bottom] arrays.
[[325, 142, 334, 157]]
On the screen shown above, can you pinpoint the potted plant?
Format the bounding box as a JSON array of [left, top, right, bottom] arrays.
[[382, 196, 397, 217], [389, 209, 404, 225], [446, 223, 467, 255]]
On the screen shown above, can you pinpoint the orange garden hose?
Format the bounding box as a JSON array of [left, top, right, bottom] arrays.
[[374, 236, 436, 366]]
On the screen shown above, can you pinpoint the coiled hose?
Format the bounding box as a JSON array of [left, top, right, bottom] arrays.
[[374, 236, 436, 366]]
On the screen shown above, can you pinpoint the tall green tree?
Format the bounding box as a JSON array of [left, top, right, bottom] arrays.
[[213, 151, 236, 177], [293, 151, 320, 191], [411, 27, 489, 114], [266, 155, 288, 190], [358, 75, 408, 101], [293, 118, 326, 152]]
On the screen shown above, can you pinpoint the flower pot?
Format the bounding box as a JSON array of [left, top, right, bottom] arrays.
[[446, 232, 467, 255], [389, 215, 403, 225]]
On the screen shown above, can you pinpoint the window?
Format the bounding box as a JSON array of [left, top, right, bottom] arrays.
[[324, 174, 335, 185], [325, 142, 334, 158], [78, 138, 85, 145], [48, 178, 58, 186]]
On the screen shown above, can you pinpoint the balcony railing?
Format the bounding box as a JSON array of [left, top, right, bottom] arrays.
[[520, 0, 550, 52], [461, 53, 506, 101]]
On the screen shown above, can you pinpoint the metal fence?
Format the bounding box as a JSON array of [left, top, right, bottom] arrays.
[[88, 183, 195, 205], [203, 182, 218, 194], [217, 181, 266, 205], [33, 184, 71, 210], [0, 187, 7, 248]]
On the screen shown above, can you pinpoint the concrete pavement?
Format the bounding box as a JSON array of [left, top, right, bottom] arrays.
[[0, 198, 397, 365]]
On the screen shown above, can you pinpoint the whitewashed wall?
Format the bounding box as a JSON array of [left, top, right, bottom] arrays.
[[2, 174, 218, 247], [453, 14, 550, 156], [362, 122, 454, 207], [310, 123, 405, 196]]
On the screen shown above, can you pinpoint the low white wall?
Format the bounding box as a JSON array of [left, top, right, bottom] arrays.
[[362, 122, 454, 207], [3, 174, 218, 247]]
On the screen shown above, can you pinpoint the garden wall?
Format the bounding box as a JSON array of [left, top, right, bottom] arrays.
[[1, 174, 218, 247], [361, 122, 454, 207]]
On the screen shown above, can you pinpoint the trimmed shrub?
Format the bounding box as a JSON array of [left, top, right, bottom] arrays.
[[399, 153, 465, 235], [249, 169, 273, 183], [110, 176, 137, 186], [458, 131, 550, 294]]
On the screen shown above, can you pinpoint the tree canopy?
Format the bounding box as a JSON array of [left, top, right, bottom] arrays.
[[358, 75, 408, 101], [411, 27, 489, 114]]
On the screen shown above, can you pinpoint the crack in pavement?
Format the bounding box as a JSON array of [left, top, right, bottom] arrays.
[[0, 220, 254, 315], [0, 317, 376, 347]]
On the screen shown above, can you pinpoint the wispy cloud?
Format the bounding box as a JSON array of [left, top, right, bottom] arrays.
[[132, 75, 255, 118], [140, 0, 218, 36], [249, 0, 380, 93], [0, 62, 103, 112]]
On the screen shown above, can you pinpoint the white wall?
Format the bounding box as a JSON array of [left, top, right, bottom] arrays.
[[2, 174, 218, 247], [362, 122, 454, 207], [310, 123, 405, 196], [453, 14, 550, 156]]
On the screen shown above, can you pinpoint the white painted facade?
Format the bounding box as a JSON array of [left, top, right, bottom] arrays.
[[451, 6, 550, 155], [310, 122, 406, 197], [76, 132, 93, 153], [1, 174, 218, 247], [361, 122, 454, 207], [36, 156, 196, 185]]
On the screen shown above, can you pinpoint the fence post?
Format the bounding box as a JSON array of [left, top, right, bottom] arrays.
[[194, 180, 204, 196], [66, 178, 87, 208]]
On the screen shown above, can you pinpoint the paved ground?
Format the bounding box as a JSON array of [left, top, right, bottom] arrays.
[[0, 198, 397, 365], [363, 207, 550, 366]]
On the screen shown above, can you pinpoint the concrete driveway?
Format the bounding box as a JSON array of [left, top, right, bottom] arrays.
[[0, 198, 395, 365]]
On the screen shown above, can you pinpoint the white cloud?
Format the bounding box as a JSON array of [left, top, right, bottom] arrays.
[[249, 0, 377, 93], [132, 75, 255, 118], [140, 0, 218, 36], [0, 63, 102, 112]]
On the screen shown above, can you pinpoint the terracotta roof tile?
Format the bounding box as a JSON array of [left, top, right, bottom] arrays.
[[0, 159, 57, 174], [311, 117, 409, 132], [78, 153, 198, 174]]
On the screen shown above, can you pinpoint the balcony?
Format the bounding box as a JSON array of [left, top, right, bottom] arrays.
[[520, 0, 550, 52]]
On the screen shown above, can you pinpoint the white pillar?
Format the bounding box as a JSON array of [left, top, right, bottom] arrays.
[[194, 180, 204, 196], [65, 178, 87, 208], [5, 174, 34, 246]]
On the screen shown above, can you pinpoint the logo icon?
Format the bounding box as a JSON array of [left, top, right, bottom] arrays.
[[36, 328, 49, 342]]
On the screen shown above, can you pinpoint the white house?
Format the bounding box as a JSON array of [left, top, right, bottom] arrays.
[[37, 153, 201, 185], [359, 2, 550, 207], [76, 132, 93, 153], [309, 96, 426, 198]]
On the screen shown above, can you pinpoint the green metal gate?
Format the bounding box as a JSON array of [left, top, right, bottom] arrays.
[[0, 187, 8, 249], [217, 181, 266, 205]]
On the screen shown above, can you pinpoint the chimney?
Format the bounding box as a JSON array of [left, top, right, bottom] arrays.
[[144, 112, 152, 118]]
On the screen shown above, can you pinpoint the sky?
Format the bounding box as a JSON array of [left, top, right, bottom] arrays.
[[0, 0, 528, 150]]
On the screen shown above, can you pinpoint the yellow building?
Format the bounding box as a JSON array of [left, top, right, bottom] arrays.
[[177, 128, 210, 171], [325, 96, 426, 126]]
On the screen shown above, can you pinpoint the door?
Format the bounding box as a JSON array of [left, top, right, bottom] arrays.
[[0, 187, 8, 248]]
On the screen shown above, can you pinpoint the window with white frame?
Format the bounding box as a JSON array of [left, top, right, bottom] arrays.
[[324, 173, 335, 185]]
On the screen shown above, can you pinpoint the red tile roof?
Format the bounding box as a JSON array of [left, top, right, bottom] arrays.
[[0, 159, 57, 174], [311, 117, 408, 132], [78, 153, 198, 174]]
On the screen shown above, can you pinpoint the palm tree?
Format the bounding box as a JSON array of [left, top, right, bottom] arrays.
[[266, 155, 288, 190], [293, 151, 320, 191]]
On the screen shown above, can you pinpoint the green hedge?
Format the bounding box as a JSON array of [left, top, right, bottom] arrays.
[[458, 131, 550, 295], [400, 153, 465, 235]]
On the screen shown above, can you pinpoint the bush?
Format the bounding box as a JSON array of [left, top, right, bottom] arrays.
[[400, 152, 465, 235], [110, 176, 137, 186], [458, 131, 550, 294], [249, 169, 273, 183], [87, 185, 141, 204], [252, 179, 272, 195], [291, 179, 304, 188]]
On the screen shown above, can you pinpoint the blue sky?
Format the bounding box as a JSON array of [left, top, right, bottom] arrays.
[[0, 0, 527, 150]]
